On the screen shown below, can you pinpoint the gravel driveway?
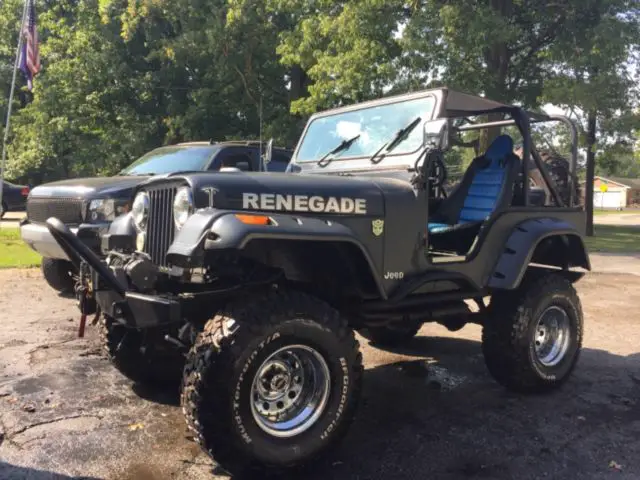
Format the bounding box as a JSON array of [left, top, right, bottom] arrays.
[[1, 259, 640, 480]]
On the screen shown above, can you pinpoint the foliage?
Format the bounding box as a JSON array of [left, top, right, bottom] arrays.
[[0, 0, 638, 185]]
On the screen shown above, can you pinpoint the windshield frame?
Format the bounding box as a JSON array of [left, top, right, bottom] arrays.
[[120, 145, 220, 176], [292, 91, 438, 167]]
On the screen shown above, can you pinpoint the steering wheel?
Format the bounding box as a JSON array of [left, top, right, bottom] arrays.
[[426, 150, 447, 189], [412, 147, 448, 197]]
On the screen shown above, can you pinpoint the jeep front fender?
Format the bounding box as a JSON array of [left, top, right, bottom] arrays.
[[165, 209, 387, 297], [488, 217, 591, 290]]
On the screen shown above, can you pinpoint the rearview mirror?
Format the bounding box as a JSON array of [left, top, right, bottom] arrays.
[[423, 119, 449, 150]]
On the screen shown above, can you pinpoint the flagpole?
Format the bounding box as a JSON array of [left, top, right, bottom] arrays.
[[0, 0, 29, 208]]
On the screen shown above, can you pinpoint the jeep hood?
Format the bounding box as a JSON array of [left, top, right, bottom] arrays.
[[29, 175, 154, 199], [172, 172, 415, 218]]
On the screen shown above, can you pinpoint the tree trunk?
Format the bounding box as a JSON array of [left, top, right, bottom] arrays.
[[480, 0, 512, 152], [585, 110, 597, 236]]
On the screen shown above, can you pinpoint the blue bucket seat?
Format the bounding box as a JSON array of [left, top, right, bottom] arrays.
[[427, 134, 520, 252]]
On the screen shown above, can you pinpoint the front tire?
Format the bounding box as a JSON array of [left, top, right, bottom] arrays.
[[41, 258, 76, 293], [482, 273, 583, 393], [100, 315, 184, 387], [180, 290, 363, 476]]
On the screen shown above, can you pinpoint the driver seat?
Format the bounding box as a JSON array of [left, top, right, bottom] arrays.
[[427, 134, 520, 253]]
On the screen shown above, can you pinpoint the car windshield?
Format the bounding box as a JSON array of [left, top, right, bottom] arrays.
[[120, 145, 219, 175], [295, 95, 436, 163]]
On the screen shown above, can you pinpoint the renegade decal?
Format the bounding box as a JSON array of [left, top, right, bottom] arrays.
[[242, 193, 367, 215]]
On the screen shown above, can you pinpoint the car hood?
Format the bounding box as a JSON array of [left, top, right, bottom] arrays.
[[157, 171, 415, 218], [29, 175, 154, 199]]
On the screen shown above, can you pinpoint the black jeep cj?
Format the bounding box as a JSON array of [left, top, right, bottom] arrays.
[[46, 88, 590, 475]]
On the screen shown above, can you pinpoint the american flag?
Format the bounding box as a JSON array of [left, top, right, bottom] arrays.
[[19, 0, 41, 91]]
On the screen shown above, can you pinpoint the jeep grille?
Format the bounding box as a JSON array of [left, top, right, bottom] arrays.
[[144, 186, 177, 266], [27, 197, 84, 225]]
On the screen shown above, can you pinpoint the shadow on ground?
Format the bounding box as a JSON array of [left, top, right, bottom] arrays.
[[263, 336, 640, 480], [0, 461, 100, 480]]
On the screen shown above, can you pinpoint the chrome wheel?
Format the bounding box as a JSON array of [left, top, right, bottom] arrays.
[[250, 344, 330, 438], [533, 305, 571, 367]]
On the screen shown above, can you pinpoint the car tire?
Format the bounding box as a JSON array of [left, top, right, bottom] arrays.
[[0, 202, 6, 219], [41, 258, 76, 293], [528, 151, 581, 207], [357, 321, 422, 346], [180, 289, 363, 476], [100, 315, 184, 387], [482, 273, 583, 393]]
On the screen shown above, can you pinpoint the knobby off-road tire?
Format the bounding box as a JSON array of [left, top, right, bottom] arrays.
[[100, 315, 184, 387], [180, 290, 363, 476], [482, 273, 583, 393], [357, 321, 422, 346], [529, 152, 582, 207], [41, 257, 75, 294]]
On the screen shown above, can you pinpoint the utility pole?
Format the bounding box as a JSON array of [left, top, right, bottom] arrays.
[[0, 0, 29, 208]]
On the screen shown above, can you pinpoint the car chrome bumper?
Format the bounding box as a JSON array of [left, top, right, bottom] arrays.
[[20, 221, 107, 260]]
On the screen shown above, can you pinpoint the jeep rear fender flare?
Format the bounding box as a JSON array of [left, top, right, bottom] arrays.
[[166, 210, 388, 299], [488, 217, 591, 290]]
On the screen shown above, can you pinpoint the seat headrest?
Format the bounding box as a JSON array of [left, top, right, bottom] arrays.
[[484, 134, 514, 165]]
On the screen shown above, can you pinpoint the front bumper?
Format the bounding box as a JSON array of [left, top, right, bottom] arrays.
[[21, 220, 107, 260]]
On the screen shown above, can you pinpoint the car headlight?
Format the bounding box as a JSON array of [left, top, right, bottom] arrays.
[[87, 198, 129, 223], [173, 187, 194, 230], [131, 192, 150, 231]]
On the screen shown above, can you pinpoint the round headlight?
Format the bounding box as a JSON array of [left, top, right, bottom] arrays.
[[173, 187, 194, 230], [131, 192, 149, 231]]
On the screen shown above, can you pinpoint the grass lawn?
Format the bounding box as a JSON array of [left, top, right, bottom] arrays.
[[584, 225, 640, 253], [593, 209, 640, 216], [0, 228, 42, 268]]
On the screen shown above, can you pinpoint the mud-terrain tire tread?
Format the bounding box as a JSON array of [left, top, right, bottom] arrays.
[[41, 258, 75, 293], [180, 289, 363, 476], [100, 315, 183, 386], [482, 273, 583, 393]]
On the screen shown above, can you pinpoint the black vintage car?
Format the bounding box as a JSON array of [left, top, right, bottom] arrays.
[[47, 88, 589, 476], [20, 140, 291, 292], [1, 180, 30, 218]]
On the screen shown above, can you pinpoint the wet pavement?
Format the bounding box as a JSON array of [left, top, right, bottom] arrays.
[[1, 265, 640, 479]]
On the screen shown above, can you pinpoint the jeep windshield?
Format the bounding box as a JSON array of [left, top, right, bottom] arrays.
[[120, 145, 219, 176], [295, 95, 436, 164]]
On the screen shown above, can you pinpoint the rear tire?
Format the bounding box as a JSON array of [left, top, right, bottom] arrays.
[[0, 202, 6, 218], [41, 258, 75, 293], [100, 315, 184, 387], [180, 290, 363, 476], [482, 273, 583, 393]]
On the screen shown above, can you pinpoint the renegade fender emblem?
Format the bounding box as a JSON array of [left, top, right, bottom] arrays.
[[372, 219, 384, 237]]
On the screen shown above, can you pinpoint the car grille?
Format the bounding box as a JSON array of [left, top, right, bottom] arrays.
[[144, 186, 177, 266], [27, 197, 85, 225]]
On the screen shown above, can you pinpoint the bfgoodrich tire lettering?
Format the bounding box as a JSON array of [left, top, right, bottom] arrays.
[[482, 273, 583, 393], [180, 290, 363, 475]]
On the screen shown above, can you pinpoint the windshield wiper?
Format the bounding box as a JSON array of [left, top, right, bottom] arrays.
[[317, 134, 361, 167], [369, 116, 422, 164]]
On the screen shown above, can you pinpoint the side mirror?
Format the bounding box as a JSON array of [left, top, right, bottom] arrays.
[[423, 119, 449, 150], [263, 139, 273, 169]]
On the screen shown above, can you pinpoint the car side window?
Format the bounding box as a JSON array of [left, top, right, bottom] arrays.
[[267, 152, 292, 172], [213, 148, 254, 171]]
